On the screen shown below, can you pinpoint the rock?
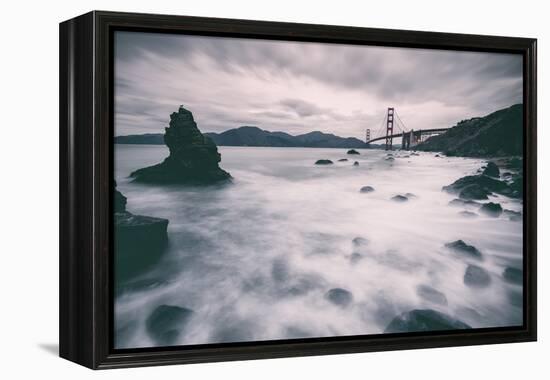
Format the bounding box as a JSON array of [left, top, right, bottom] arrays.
[[353, 161, 359, 166], [464, 265, 491, 288], [479, 202, 503, 217], [459, 184, 490, 200], [508, 177, 523, 198], [352, 237, 370, 247], [503, 209, 522, 221], [349, 252, 363, 264], [385, 156, 395, 161], [459, 210, 478, 218], [444, 240, 482, 260], [325, 288, 353, 307], [435, 154, 440, 157], [443, 174, 509, 197], [130, 106, 231, 184], [405, 192, 416, 198], [502, 171, 513, 178], [416, 285, 448, 306], [482, 162, 500, 177], [360, 186, 375, 193], [315, 159, 333, 165], [448, 198, 480, 207], [507, 289, 523, 308], [115, 211, 169, 282], [503, 267, 523, 285], [146, 305, 193, 345], [114, 181, 127, 212], [338, 158, 348, 162], [391, 195, 408, 202], [384, 309, 471, 333], [347, 149, 360, 155]]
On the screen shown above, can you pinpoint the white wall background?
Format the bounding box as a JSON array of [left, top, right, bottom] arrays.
[[0, 0, 546, 378]]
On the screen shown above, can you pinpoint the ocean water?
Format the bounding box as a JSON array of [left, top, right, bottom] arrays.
[[114, 145, 523, 349]]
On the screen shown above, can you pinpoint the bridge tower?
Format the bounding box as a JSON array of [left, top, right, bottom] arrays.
[[385, 107, 395, 150], [366, 128, 371, 143]]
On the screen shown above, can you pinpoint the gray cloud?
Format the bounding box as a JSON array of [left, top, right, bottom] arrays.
[[114, 31, 523, 139]]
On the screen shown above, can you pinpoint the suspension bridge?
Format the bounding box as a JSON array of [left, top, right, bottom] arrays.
[[366, 107, 449, 150]]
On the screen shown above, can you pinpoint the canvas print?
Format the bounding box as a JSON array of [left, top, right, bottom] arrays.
[[113, 31, 524, 349]]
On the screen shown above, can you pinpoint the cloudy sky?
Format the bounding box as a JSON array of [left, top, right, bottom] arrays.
[[114, 31, 523, 139]]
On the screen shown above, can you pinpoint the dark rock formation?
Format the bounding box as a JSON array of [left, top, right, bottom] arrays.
[[353, 161, 359, 166], [479, 202, 503, 217], [391, 195, 408, 202], [338, 158, 348, 162], [352, 237, 370, 247], [464, 265, 491, 288], [444, 240, 483, 260], [114, 181, 127, 212], [315, 159, 333, 165], [130, 106, 231, 185], [347, 149, 360, 155], [360, 186, 375, 193], [115, 212, 169, 282], [114, 183, 169, 282], [503, 267, 523, 285], [384, 309, 471, 333], [443, 174, 509, 200], [482, 162, 500, 177], [385, 156, 395, 161], [448, 198, 480, 207], [416, 285, 448, 306], [349, 252, 363, 264], [146, 305, 193, 346], [325, 288, 353, 307]]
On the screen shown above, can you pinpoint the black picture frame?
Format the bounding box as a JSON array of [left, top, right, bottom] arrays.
[[59, 10, 537, 370]]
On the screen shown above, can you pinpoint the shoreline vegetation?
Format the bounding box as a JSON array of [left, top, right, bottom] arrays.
[[115, 103, 523, 340]]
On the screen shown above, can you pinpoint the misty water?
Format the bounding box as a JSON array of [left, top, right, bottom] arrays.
[[114, 145, 523, 349]]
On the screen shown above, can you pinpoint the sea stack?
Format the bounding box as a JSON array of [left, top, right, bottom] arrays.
[[131, 105, 231, 184]]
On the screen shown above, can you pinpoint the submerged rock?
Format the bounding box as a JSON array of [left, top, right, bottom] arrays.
[[353, 161, 360, 166], [459, 210, 478, 218], [448, 198, 480, 207], [444, 240, 482, 260], [352, 237, 370, 247], [416, 285, 448, 306], [130, 106, 231, 184], [464, 264, 491, 288], [443, 174, 509, 198], [391, 195, 408, 202], [315, 159, 333, 165], [146, 305, 193, 345], [479, 202, 503, 217], [325, 288, 353, 307], [384, 309, 471, 333], [360, 186, 375, 193], [459, 184, 490, 200], [482, 162, 500, 177], [349, 252, 363, 264], [385, 156, 395, 161], [503, 267, 523, 285], [503, 209, 522, 221], [338, 158, 348, 162], [347, 149, 360, 155]]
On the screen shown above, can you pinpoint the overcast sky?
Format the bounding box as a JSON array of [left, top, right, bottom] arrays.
[[114, 31, 523, 139]]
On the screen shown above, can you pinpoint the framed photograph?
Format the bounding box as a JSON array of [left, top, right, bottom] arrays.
[[59, 11, 537, 369]]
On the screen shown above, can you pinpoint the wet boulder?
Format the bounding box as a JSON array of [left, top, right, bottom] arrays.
[[338, 158, 348, 162], [325, 288, 353, 307], [360, 186, 375, 193], [448, 198, 480, 207], [352, 237, 370, 247], [353, 161, 360, 166], [459, 184, 490, 200], [503, 267, 523, 285], [315, 159, 333, 165], [443, 174, 509, 197], [482, 162, 500, 177], [459, 210, 478, 218], [503, 209, 522, 221], [146, 305, 194, 345], [416, 285, 448, 306], [444, 240, 482, 260], [464, 264, 491, 288], [131, 105, 231, 185], [384, 309, 471, 333], [391, 195, 408, 202], [479, 202, 503, 217], [347, 149, 360, 155], [385, 156, 395, 161], [349, 252, 363, 264], [114, 181, 127, 212]]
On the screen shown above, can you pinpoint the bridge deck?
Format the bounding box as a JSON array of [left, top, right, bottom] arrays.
[[366, 127, 449, 144]]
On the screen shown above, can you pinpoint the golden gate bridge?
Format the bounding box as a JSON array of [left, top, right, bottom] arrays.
[[366, 107, 449, 150]]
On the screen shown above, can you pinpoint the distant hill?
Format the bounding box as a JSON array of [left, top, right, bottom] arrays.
[[116, 126, 371, 149], [415, 104, 523, 157]]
